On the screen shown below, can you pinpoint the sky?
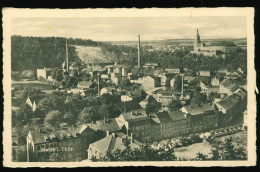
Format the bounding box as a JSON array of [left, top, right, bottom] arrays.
[[11, 17, 247, 41]]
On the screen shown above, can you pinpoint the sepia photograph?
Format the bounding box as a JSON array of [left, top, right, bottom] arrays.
[[2, 8, 256, 167]]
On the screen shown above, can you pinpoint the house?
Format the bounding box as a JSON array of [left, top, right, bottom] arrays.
[[37, 68, 52, 80], [100, 87, 116, 95], [215, 88, 247, 124], [26, 96, 44, 112], [154, 69, 163, 76], [160, 74, 167, 86], [140, 76, 161, 91], [68, 87, 97, 97], [181, 103, 219, 133], [226, 72, 238, 80], [26, 124, 103, 162], [88, 132, 141, 160], [211, 77, 220, 87], [199, 70, 211, 77], [121, 95, 133, 102], [77, 81, 96, 89], [200, 81, 219, 97], [154, 89, 192, 103], [139, 99, 148, 109], [219, 79, 239, 96], [165, 68, 180, 74], [217, 68, 229, 75], [143, 63, 158, 69]]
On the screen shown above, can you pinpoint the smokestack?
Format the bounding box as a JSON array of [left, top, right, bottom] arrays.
[[138, 35, 141, 68], [66, 39, 69, 73], [98, 74, 100, 97], [181, 75, 184, 94]]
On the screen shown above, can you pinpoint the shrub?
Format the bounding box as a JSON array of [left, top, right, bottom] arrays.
[[220, 128, 225, 132], [244, 125, 248, 131], [215, 129, 220, 133], [210, 130, 215, 135], [230, 126, 234, 130], [239, 124, 243, 128]]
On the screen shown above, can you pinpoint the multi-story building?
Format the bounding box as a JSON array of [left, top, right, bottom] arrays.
[[215, 87, 247, 124], [154, 89, 192, 103], [200, 81, 219, 97], [26, 124, 103, 162], [219, 79, 239, 96], [181, 103, 219, 133]]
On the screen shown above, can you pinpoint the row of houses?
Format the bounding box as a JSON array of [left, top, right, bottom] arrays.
[[26, 84, 247, 161]]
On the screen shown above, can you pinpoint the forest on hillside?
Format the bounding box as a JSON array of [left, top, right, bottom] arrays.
[[11, 35, 247, 72]]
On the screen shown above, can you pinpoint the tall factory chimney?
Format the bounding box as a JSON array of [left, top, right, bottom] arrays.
[[66, 39, 69, 73], [181, 75, 184, 94], [137, 35, 141, 68]]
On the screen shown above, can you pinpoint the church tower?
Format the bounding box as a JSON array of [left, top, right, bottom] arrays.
[[194, 29, 201, 51]]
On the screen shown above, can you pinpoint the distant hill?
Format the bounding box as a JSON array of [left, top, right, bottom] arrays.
[[11, 36, 115, 71]]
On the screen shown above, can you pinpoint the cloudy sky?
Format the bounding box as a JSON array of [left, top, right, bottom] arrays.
[[11, 17, 247, 41]]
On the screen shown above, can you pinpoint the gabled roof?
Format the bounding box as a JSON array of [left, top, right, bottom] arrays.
[[27, 95, 45, 104], [115, 100, 142, 113], [90, 133, 141, 156], [216, 94, 240, 111], [220, 79, 239, 92], [28, 125, 94, 145]]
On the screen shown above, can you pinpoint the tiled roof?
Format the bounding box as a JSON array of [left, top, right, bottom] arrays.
[[220, 79, 239, 92], [182, 105, 204, 116], [29, 125, 93, 145], [96, 118, 121, 132], [90, 133, 141, 156], [121, 109, 150, 122], [115, 100, 142, 113], [168, 111, 186, 121], [217, 94, 240, 111]]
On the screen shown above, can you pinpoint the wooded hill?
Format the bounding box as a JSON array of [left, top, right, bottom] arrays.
[[11, 35, 247, 72]]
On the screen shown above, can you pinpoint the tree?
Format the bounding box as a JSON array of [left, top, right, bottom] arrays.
[[118, 78, 132, 90], [44, 110, 62, 127], [15, 103, 33, 125], [37, 94, 66, 115], [145, 96, 161, 115], [78, 107, 100, 124], [190, 90, 207, 106], [55, 70, 63, 81], [98, 104, 111, 119], [63, 112, 76, 126], [168, 99, 182, 111]]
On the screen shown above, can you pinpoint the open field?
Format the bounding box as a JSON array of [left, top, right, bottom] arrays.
[[12, 80, 55, 90]]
